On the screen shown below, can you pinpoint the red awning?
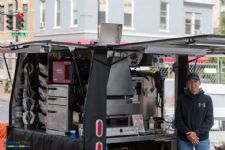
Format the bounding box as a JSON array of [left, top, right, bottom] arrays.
[[164, 57, 208, 64]]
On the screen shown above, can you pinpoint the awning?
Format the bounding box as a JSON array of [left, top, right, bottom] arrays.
[[164, 56, 208, 64], [2, 34, 225, 55], [0, 40, 90, 53], [113, 34, 225, 56]]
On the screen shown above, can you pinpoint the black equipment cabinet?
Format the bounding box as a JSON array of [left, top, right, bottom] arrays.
[[107, 134, 177, 150]]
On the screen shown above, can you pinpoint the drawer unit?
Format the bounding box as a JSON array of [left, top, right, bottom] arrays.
[[48, 84, 69, 97], [47, 105, 68, 131], [47, 97, 68, 106], [46, 84, 72, 135]]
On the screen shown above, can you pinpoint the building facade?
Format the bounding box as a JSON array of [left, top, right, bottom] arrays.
[[0, 0, 35, 43], [0, 0, 35, 80], [0, 0, 218, 81], [34, 0, 215, 42]]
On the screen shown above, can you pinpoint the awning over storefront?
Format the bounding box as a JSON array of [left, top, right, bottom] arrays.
[[164, 56, 208, 64]]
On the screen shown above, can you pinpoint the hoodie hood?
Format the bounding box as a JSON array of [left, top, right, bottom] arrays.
[[184, 88, 204, 98]]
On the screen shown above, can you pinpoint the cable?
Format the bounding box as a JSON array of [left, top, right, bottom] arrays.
[[71, 51, 85, 100]]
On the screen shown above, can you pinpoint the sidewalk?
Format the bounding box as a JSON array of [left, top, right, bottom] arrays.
[[0, 95, 10, 101]]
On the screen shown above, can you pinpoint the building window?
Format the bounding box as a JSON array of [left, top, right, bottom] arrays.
[[160, 1, 169, 31], [40, 0, 46, 29], [55, 0, 61, 27], [185, 12, 201, 35], [124, 0, 133, 28], [23, 4, 28, 30], [8, 4, 13, 13], [99, 0, 107, 24], [71, 0, 78, 26], [0, 5, 4, 31]]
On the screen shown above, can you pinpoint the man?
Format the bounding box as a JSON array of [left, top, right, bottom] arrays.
[[175, 72, 214, 150]]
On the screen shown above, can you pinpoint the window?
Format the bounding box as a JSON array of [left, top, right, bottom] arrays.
[[55, 0, 60, 27], [40, 0, 46, 29], [0, 5, 4, 31], [185, 12, 201, 35], [185, 12, 192, 34], [194, 13, 201, 34], [8, 4, 13, 13], [124, 0, 133, 28], [99, 0, 107, 24], [160, 1, 169, 31], [23, 4, 28, 30], [71, 0, 78, 26]]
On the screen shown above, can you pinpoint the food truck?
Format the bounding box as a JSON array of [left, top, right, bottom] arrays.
[[1, 34, 225, 150]]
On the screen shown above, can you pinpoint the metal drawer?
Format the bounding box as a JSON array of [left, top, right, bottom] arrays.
[[48, 84, 68, 97], [47, 105, 68, 132], [47, 97, 68, 106]]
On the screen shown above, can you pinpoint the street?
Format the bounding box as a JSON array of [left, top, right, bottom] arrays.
[[0, 98, 9, 122]]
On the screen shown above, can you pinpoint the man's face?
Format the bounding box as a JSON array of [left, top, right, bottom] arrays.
[[186, 79, 200, 95]]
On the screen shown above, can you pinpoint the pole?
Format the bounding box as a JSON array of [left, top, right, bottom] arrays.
[[3, 54, 13, 84], [15, 0, 19, 42], [97, 0, 100, 39]]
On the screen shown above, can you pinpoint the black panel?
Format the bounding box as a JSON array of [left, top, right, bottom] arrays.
[[107, 57, 134, 96], [84, 51, 110, 150], [7, 127, 83, 150]]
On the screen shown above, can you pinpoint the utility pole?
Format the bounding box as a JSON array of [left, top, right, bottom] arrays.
[[1, 0, 20, 85], [15, 0, 19, 42], [97, 0, 100, 39]]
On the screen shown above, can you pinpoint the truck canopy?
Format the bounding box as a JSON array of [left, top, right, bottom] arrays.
[[1, 34, 225, 150]]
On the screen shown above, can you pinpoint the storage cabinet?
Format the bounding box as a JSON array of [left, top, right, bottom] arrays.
[[46, 84, 72, 135]]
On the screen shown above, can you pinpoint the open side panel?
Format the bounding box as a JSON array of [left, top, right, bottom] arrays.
[[10, 53, 49, 130]]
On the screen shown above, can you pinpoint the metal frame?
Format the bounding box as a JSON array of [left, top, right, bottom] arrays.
[[2, 34, 225, 150]]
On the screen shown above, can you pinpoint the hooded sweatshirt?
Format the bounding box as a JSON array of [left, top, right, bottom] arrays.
[[175, 89, 214, 141]]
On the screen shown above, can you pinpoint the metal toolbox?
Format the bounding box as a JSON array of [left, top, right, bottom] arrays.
[[46, 84, 72, 134], [47, 84, 69, 98], [47, 97, 68, 106], [47, 105, 68, 131]]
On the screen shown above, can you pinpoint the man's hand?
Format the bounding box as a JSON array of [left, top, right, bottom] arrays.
[[186, 132, 200, 145]]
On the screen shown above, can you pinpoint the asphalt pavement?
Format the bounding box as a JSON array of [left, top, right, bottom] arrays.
[[0, 97, 9, 122]]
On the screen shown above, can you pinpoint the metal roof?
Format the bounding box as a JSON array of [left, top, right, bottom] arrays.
[[1, 34, 225, 55], [113, 34, 225, 55]]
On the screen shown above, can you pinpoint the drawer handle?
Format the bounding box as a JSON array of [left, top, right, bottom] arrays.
[[48, 98, 57, 100], [48, 110, 56, 113], [48, 87, 57, 90]]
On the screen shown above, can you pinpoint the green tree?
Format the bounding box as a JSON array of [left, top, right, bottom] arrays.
[[3, 79, 11, 93]]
